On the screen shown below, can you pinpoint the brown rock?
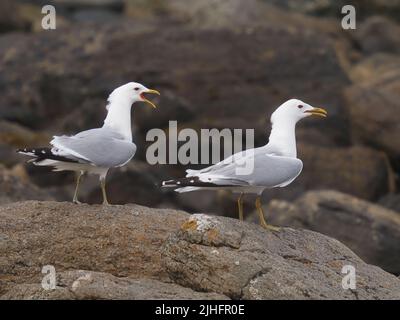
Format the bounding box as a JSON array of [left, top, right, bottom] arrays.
[[346, 85, 400, 159], [1, 270, 228, 300], [295, 144, 395, 201], [54, 0, 124, 12], [253, 0, 400, 21], [0, 0, 31, 33], [0, 284, 75, 300], [162, 213, 400, 299], [0, 143, 20, 167], [0, 165, 53, 205], [0, 201, 188, 295], [0, 120, 52, 183], [0, 120, 49, 148], [344, 54, 400, 159], [0, 16, 349, 145], [354, 16, 400, 55], [378, 194, 400, 213], [265, 190, 400, 275], [347, 53, 400, 85], [127, 0, 342, 32], [1, 201, 400, 299]]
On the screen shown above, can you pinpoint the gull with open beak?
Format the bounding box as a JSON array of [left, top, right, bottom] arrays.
[[163, 99, 327, 231], [18, 82, 160, 205]]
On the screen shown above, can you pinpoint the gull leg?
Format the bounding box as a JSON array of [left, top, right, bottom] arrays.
[[100, 174, 109, 205], [72, 171, 84, 204], [237, 193, 244, 221], [255, 196, 280, 231]]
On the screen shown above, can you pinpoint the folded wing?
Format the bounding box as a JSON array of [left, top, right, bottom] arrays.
[[51, 128, 137, 168], [164, 148, 303, 188]]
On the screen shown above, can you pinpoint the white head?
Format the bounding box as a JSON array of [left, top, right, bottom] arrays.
[[271, 99, 327, 124], [106, 82, 160, 110]]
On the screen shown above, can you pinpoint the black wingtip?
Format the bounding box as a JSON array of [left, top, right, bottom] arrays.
[[161, 180, 177, 187], [16, 147, 78, 163], [17, 147, 32, 155]]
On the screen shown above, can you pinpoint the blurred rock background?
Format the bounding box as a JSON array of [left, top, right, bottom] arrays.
[[1, 1, 400, 274]]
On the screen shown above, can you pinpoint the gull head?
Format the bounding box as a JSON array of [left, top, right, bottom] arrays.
[[271, 99, 327, 124], [107, 82, 160, 109]]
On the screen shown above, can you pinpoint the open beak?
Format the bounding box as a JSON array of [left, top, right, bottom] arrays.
[[304, 107, 328, 118], [140, 89, 160, 109]]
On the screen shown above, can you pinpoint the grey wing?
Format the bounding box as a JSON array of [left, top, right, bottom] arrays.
[[50, 128, 137, 167], [251, 154, 303, 187], [185, 148, 252, 177], [187, 149, 303, 188]]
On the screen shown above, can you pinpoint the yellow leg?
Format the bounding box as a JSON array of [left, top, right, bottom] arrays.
[[237, 193, 244, 221], [73, 171, 84, 204], [100, 177, 109, 205], [255, 196, 280, 231]]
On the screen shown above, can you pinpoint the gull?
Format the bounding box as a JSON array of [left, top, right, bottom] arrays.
[[18, 82, 160, 205], [162, 99, 327, 230]]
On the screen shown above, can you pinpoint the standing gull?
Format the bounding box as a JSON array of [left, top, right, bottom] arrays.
[[18, 82, 160, 205], [162, 99, 327, 230]]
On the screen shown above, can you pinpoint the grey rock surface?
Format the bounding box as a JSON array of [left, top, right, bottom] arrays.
[[345, 54, 400, 160], [162, 213, 400, 299], [1, 270, 228, 300], [354, 16, 400, 55], [264, 190, 400, 275], [379, 194, 400, 213], [1, 201, 400, 299], [0, 11, 349, 145], [0, 201, 187, 295], [288, 144, 395, 201], [0, 165, 54, 205]]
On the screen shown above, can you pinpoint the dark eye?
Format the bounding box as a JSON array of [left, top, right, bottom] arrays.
[[297, 105, 303, 109], [134, 87, 140, 91]]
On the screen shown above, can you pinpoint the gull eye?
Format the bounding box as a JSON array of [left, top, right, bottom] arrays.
[[134, 87, 140, 91], [297, 105, 304, 109]]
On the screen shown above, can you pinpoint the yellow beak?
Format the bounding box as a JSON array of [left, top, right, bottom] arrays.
[[141, 89, 160, 109], [304, 107, 328, 118]]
